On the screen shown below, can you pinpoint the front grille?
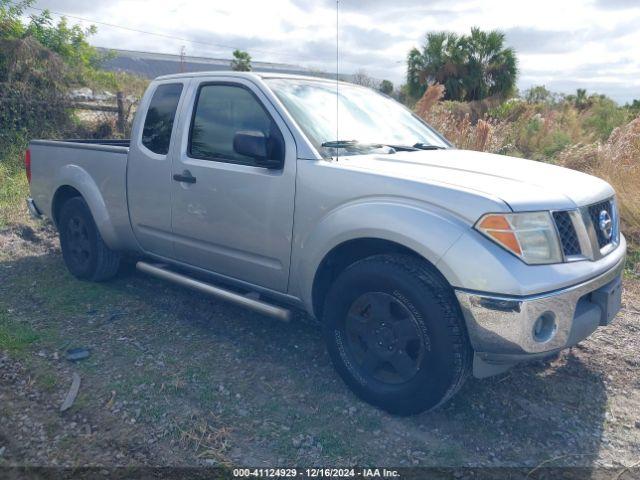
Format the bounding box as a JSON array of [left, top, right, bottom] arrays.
[[553, 211, 581, 256], [551, 197, 617, 261], [588, 199, 615, 248]]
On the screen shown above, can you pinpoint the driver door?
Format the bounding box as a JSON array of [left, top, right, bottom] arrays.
[[169, 78, 297, 292]]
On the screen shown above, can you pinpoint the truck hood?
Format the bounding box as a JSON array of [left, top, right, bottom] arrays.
[[338, 149, 614, 211]]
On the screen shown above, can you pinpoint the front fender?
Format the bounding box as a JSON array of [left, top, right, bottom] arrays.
[[291, 198, 471, 313]]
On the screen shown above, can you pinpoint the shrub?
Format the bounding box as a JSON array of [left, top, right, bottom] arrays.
[[488, 98, 526, 121], [0, 38, 74, 157], [583, 97, 630, 141]]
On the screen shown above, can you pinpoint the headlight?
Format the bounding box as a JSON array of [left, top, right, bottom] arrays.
[[475, 212, 563, 265]]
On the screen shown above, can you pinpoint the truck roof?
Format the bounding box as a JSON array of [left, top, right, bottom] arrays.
[[154, 71, 342, 84]]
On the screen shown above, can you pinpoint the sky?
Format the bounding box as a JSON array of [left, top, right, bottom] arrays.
[[30, 0, 640, 103]]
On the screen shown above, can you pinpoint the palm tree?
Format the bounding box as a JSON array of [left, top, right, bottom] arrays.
[[407, 27, 518, 102], [574, 88, 590, 110], [420, 32, 467, 101], [406, 47, 425, 98], [463, 28, 517, 101]]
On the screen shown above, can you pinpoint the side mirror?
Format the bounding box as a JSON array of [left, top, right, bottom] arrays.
[[233, 131, 282, 169]]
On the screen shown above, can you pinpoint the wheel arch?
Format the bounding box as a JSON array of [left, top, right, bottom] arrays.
[[311, 238, 453, 321], [51, 185, 83, 227], [50, 166, 121, 249]]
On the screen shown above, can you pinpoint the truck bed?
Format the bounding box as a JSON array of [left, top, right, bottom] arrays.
[[28, 138, 134, 250]]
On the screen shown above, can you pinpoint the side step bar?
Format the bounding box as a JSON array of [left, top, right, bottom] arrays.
[[136, 261, 291, 322]]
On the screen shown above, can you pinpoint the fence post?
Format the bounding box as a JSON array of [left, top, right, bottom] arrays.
[[116, 91, 125, 136]]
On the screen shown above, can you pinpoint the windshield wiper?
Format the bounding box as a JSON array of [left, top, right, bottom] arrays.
[[321, 140, 382, 149], [320, 140, 446, 153], [413, 143, 446, 150], [321, 140, 417, 153], [322, 140, 445, 151], [383, 144, 420, 152], [362, 142, 446, 152]]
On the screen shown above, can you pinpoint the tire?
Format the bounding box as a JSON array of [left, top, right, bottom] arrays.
[[323, 254, 472, 415], [58, 197, 121, 282]]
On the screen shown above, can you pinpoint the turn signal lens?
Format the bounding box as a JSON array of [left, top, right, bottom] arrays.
[[476, 212, 563, 265], [478, 215, 511, 231]]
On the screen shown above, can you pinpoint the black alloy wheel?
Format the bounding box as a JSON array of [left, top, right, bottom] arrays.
[[344, 292, 425, 385]]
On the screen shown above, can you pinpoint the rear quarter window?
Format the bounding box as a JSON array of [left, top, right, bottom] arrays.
[[141, 83, 183, 155]]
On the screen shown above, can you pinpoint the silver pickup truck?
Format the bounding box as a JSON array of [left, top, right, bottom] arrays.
[[26, 72, 626, 414]]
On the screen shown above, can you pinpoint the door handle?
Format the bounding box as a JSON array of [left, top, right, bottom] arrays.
[[173, 170, 196, 184]]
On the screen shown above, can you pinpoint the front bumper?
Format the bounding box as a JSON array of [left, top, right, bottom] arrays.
[[456, 256, 625, 378]]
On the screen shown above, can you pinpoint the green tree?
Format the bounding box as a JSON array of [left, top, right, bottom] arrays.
[[230, 49, 252, 71], [1, 0, 104, 68], [524, 85, 554, 104], [0, 0, 28, 38], [379, 79, 393, 95], [407, 27, 518, 102], [0, 0, 129, 154]]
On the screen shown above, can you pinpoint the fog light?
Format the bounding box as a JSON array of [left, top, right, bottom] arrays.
[[533, 313, 557, 343]]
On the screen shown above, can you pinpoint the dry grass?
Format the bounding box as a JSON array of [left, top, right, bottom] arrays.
[[415, 83, 445, 119], [415, 84, 512, 153], [558, 118, 640, 247], [424, 104, 512, 153], [174, 414, 233, 465]]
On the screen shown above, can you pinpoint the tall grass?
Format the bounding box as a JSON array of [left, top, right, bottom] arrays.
[[0, 145, 29, 227], [558, 119, 640, 247]]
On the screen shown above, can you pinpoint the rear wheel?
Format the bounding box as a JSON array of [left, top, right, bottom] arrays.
[[59, 197, 121, 282], [323, 254, 471, 415]]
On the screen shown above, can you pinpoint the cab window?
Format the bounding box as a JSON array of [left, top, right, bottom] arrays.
[[188, 84, 284, 166]]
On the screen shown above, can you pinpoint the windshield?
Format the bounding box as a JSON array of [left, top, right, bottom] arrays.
[[265, 78, 450, 156]]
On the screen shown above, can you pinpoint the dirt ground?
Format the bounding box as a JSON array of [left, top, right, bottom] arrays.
[[0, 223, 639, 472]]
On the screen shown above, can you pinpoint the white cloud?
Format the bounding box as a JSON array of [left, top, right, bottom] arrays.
[[33, 0, 640, 102]]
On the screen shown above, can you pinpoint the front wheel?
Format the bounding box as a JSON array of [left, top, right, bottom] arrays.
[[323, 254, 472, 415], [59, 197, 121, 282]]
